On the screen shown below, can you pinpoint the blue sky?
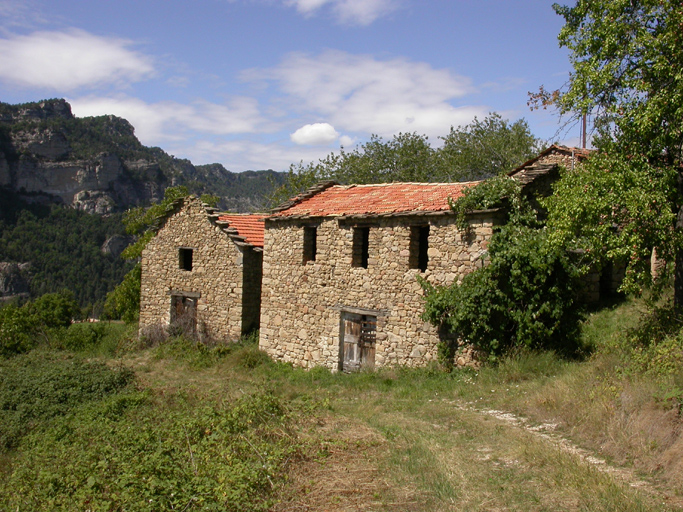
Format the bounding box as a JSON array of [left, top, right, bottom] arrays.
[[0, 0, 578, 172]]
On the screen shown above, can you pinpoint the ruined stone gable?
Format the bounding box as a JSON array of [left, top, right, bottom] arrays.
[[139, 196, 263, 341]]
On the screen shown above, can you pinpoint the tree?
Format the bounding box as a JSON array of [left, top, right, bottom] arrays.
[[421, 176, 583, 363], [548, 0, 683, 306], [439, 113, 542, 181], [267, 114, 541, 208]]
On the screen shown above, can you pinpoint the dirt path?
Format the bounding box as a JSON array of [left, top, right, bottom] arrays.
[[274, 398, 683, 511], [454, 400, 683, 510]]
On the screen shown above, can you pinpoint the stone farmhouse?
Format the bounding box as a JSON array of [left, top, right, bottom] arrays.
[[139, 196, 265, 341], [138, 144, 615, 370], [258, 181, 504, 371]]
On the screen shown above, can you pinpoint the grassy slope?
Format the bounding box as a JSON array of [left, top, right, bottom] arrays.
[[2, 297, 683, 511]]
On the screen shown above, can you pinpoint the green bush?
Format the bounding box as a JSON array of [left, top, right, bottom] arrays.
[[0, 351, 134, 449], [0, 390, 305, 511], [26, 290, 81, 328], [422, 224, 583, 362], [0, 303, 34, 356], [59, 322, 106, 351], [103, 264, 141, 323], [0, 291, 82, 357]]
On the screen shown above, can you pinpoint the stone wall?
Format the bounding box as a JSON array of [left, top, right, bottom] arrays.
[[140, 197, 258, 341], [259, 211, 501, 370]]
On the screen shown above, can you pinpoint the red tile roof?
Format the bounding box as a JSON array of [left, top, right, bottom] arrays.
[[217, 214, 266, 247], [270, 182, 480, 218]]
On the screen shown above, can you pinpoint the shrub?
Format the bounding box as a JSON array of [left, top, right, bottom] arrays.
[[103, 264, 141, 323], [422, 224, 583, 361], [0, 390, 305, 511], [59, 322, 106, 351], [0, 351, 134, 449], [422, 176, 584, 362], [0, 303, 34, 356], [25, 290, 80, 328]]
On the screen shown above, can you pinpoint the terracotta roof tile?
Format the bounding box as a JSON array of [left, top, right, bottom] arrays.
[[217, 214, 266, 247], [270, 182, 480, 218]]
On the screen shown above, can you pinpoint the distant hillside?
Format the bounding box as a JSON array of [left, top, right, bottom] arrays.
[[0, 99, 286, 213]]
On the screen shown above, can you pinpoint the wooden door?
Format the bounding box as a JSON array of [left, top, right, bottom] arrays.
[[171, 295, 197, 335], [342, 313, 362, 372], [341, 313, 376, 372]]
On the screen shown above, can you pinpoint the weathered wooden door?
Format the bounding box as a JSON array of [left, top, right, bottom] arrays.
[[341, 313, 376, 372], [171, 295, 197, 334]]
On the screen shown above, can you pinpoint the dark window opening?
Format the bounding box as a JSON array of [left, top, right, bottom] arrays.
[[352, 227, 370, 268], [303, 226, 317, 263], [409, 225, 430, 271], [179, 248, 193, 271]]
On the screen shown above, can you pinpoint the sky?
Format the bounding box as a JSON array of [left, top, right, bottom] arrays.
[[0, 0, 579, 172]]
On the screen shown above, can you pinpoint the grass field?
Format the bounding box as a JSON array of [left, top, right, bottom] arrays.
[[1, 297, 683, 511]]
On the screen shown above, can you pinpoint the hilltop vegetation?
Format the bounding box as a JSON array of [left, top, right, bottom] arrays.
[[0, 99, 286, 213], [0, 189, 132, 309]]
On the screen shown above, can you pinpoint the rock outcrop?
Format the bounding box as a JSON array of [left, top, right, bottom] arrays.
[[0, 262, 30, 301], [0, 99, 286, 213]]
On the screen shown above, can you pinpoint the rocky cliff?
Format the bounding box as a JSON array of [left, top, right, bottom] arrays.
[[0, 99, 285, 213]]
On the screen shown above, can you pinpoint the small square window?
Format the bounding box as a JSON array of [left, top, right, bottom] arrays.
[[352, 227, 369, 268], [409, 225, 429, 271], [303, 226, 317, 264], [179, 248, 193, 271]]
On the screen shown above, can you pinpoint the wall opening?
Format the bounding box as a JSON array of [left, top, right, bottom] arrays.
[[351, 226, 370, 268], [303, 226, 317, 264], [409, 225, 430, 271], [340, 312, 376, 372], [179, 247, 193, 271], [170, 294, 197, 335]]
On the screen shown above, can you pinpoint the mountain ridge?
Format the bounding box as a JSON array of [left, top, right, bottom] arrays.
[[0, 99, 286, 214]]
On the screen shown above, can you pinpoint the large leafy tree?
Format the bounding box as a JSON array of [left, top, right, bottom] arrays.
[[546, 1, 683, 306], [268, 113, 541, 207], [439, 113, 542, 181]]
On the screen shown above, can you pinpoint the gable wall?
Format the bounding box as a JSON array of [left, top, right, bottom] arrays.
[[139, 198, 248, 341], [259, 213, 500, 370]]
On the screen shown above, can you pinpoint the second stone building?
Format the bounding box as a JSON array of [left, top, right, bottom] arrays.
[[259, 181, 503, 371]]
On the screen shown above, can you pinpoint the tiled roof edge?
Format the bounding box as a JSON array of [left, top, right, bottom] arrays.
[[269, 180, 339, 214], [508, 144, 594, 176], [266, 206, 504, 222]]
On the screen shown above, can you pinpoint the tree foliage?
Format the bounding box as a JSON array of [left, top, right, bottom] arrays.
[[0, 291, 81, 357], [544, 152, 680, 295], [439, 113, 542, 181], [422, 177, 583, 362], [268, 113, 541, 207], [549, 0, 683, 304]]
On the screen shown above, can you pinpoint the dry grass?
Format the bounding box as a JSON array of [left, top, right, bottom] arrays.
[[271, 415, 422, 511], [109, 308, 683, 512]]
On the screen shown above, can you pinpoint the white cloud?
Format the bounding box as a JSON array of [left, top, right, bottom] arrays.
[[0, 29, 154, 91], [245, 50, 484, 140], [291, 122, 339, 145], [284, 0, 399, 25], [339, 135, 355, 147], [69, 95, 264, 144]]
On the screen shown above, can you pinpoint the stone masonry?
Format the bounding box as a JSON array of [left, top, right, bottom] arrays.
[[259, 182, 503, 370], [139, 196, 263, 341]]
